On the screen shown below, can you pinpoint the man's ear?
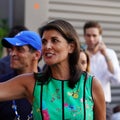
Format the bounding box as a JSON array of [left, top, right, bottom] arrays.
[[69, 43, 75, 53], [34, 51, 41, 61]]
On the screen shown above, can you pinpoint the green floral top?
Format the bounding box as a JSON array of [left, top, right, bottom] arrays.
[[33, 73, 94, 120]]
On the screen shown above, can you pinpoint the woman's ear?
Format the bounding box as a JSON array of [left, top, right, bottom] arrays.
[[69, 43, 75, 53]]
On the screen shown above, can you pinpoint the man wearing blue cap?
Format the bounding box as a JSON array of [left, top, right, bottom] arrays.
[[0, 30, 42, 120], [0, 25, 28, 75]]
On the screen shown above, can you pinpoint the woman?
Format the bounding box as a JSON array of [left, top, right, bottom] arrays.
[[0, 19, 105, 120], [79, 49, 90, 72]]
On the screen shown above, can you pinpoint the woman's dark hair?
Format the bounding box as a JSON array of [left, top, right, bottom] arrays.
[[37, 19, 81, 88]]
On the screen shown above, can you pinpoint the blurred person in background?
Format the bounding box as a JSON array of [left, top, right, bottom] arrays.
[[83, 20, 120, 120], [79, 49, 90, 72]]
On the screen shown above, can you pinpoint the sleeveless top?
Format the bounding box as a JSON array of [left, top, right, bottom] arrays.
[[33, 72, 94, 120]]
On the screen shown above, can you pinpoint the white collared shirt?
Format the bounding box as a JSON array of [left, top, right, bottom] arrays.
[[90, 48, 120, 102]]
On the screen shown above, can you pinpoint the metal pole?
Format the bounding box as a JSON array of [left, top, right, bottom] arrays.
[[8, 0, 13, 28]]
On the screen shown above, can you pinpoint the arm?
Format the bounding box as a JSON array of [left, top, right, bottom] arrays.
[[99, 41, 114, 73], [0, 73, 34, 103], [92, 77, 106, 120], [103, 48, 120, 84]]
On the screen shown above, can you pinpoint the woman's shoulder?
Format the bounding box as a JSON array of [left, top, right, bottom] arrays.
[[80, 72, 94, 81], [78, 72, 94, 88]]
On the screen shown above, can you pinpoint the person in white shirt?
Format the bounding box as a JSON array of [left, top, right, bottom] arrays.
[[83, 20, 120, 120]]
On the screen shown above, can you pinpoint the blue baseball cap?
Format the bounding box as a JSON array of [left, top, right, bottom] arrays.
[[2, 30, 42, 51]]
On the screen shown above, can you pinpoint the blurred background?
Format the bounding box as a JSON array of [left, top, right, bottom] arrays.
[[0, 0, 120, 107]]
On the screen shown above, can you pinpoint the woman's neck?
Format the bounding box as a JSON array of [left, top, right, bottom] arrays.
[[51, 63, 70, 80]]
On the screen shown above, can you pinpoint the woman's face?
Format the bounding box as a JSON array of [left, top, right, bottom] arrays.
[[79, 51, 87, 71], [42, 30, 74, 66]]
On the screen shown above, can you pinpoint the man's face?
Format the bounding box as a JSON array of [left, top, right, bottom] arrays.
[[9, 45, 35, 71], [84, 27, 101, 50]]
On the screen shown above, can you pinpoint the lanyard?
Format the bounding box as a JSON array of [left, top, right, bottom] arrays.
[[12, 100, 33, 120]]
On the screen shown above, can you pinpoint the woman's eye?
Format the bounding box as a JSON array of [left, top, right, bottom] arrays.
[[52, 38, 59, 43]]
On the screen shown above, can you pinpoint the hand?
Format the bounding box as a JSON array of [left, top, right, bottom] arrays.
[[99, 41, 107, 56]]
